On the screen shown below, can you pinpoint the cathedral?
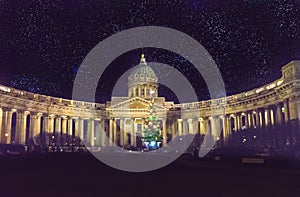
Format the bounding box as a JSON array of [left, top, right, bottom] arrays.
[[0, 55, 300, 149]]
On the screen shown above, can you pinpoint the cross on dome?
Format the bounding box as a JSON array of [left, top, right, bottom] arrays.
[[140, 53, 146, 64]]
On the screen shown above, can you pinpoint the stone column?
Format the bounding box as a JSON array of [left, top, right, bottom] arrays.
[[6, 110, 13, 144], [226, 116, 231, 136], [0, 108, 3, 143], [29, 113, 36, 140], [162, 118, 167, 145], [36, 115, 42, 136], [138, 86, 141, 97], [113, 119, 117, 145], [242, 113, 247, 128], [74, 118, 79, 137], [189, 119, 194, 134], [109, 118, 114, 146], [31, 113, 41, 139], [284, 99, 290, 123], [182, 119, 188, 135], [251, 112, 255, 127], [95, 119, 101, 146], [85, 119, 90, 145], [15, 111, 27, 145], [123, 118, 128, 146], [120, 118, 124, 146], [55, 117, 61, 133], [20, 111, 28, 145], [199, 118, 205, 135], [61, 117, 67, 145], [193, 118, 198, 135], [133, 87, 136, 97], [205, 118, 210, 134], [55, 117, 61, 146], [0, 109, 3, 143], [43, 116, 49, 133], [233, 114, 237, 131], [210, 117, 216, 139], [235, 114, 239, 131], [131, 118, 136, 146], [221, 116, 226, 139], [270, 108, 275, 126], [1, 108, 12, 144], [100, 119, 106, 146], [264, 108, 269, 126], [177, 119, 183, 136], [170, 119, 175, 139], [87, 119, 94, 146], [259, 111, 263, 128], [215, 117, 221, 139], [254, 112, 258, 127], [43, 115, 50, 146], [187, 119, 192, 134], [247, 113, 251, 128], [48, 116, 54, 133], [62, 118, 67, 135], [78, 118, 84, 140], [239, 114, 242, 130], [276, 104, 283, 125], [68, 118, 73, 136]]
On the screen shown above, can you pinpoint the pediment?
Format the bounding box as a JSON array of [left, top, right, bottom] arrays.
[[108, 97, 166, 111], [128, 101, 149, 109]]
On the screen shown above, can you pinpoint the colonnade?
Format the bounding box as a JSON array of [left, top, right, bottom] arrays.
[[166, 101, 290, 142], [107, 117, 167, 147], [0, 108, 107, 146], [0, 100, 292, 147], [129, 84, 158, 98]]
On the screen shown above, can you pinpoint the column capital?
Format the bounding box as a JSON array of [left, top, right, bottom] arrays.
[[42, 114, 51, 118], [193, 117, 199, 122], [219, 115, 225, 119], [61, 116, 68, 120], [1, 107, 12, 112], [264, 106, 270, 110], [30, 111, 40, 116], [48, 114, 56, 118], [15, 109, 28, 114]]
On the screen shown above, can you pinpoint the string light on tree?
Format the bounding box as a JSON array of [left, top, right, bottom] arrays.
[[142, 89, 163, 150]]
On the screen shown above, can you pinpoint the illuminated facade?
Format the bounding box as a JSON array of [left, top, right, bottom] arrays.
[[0, 56, 300, 148]]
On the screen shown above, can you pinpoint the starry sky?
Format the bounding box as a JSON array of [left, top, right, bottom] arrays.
[[0, 0, 299, 103]]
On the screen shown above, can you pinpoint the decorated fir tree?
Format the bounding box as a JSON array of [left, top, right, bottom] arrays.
[[142, 90, 163, 149]]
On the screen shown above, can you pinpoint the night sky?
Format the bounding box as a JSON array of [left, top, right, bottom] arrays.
[[0, 0, 299, 103]]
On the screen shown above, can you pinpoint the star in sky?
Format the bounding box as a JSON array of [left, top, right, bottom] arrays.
[[0, 0, 299, 103]]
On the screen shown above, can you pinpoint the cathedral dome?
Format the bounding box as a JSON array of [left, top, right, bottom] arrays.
[[128, 54, 158, 98], [128, 54, 158, 86]]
